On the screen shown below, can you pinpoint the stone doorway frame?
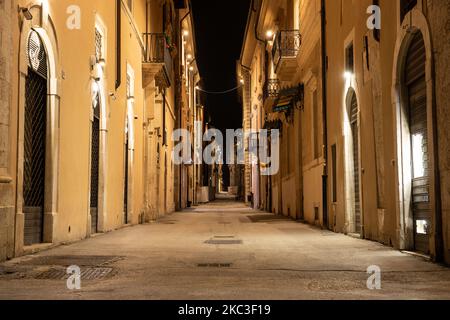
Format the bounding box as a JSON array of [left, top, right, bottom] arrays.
[[15, 3, 60, 254], [87, 14, 109, 235], [343, 86, 363, 236], [124, 63, 135, 225], [391, 8, 442, 258]]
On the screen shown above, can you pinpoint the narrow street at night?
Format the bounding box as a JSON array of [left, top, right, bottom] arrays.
[[1, 0, 450, 309], [1, 199, 449, 300]]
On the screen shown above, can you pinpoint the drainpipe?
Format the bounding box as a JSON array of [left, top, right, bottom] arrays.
[[252, 0, 266, 45], [115, 0, 121, 89], [321, 0, 329, 229]]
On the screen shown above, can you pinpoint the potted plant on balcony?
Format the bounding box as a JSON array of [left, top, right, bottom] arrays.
[[164, 24, 177, 58]]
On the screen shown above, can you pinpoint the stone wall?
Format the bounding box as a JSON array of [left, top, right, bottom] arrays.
[[0, 0, 15, 261], [427, 0, 450, 263]]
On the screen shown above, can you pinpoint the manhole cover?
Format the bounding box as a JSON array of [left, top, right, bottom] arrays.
[[321, 232, 338, 237], [0, 268, 24, 279], [205, 239, 243, 245], [23, 255, 122, 267], [307, 279, 363, 291], [197, 263, 232, 268], [35, 267, 114, 280]]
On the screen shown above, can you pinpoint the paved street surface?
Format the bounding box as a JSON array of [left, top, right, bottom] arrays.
[[1, 200, 450, 300]]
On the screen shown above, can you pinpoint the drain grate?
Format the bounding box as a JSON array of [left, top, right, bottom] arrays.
[[247, 214, 292, 223], [158, 220, 177, 225], [0, 268, 23, 279], [0, 269, 17, 276], [205, 239, 243, 245], [197, 263, 232, 268], [35, 267, 114, 280], [321, 232, 338, 237], [23, 255, 122, 267]]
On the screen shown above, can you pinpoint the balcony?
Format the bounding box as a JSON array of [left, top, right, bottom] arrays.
[[272, 30, 301, 81], [263, 78, 280, 111], [142, 33, 173, 89]]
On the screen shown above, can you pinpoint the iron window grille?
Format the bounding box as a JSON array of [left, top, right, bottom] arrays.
[[95, 28, 103, 62]]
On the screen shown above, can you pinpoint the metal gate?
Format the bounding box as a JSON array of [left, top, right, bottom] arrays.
[[405, 32, 430, 254], [90, 97, 100, 234], [23, 31, 48, 245], [350, 92, 361, 234]]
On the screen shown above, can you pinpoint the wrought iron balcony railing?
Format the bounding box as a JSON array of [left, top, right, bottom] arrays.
[[272, 30, 301, 72], [142, 33, 173, 88]]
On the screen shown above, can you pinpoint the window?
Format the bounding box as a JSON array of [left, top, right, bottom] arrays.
[[400, 0, 417, 24], [373, 0, 380, 42], [313, 90, 321, 159], [95, 28, 103, 62], [287, 126, 291, 173], [293, 0, 300, 30], [126, 0, 133, 13], [332, 144, 337, 203], [345, 42, 354, 74], [94, 16, 107, 64]]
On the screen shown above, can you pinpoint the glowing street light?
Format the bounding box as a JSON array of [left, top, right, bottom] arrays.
[[344, 71, 353, 80]]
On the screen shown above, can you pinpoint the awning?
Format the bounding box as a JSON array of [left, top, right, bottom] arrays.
[[272, 84, 304, 113], [273, 96, 293, 113]]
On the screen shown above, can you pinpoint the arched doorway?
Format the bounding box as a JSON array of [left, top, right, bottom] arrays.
[[17, 5, 60, 252], [23, 30, 48, 245], [403, 31, 430, 254], [345, 88, 361, 235], [392, 9, 443, 258], [124, 116, 130, 225], [90, 82, 101, 234], [124, 65, 135, 225]]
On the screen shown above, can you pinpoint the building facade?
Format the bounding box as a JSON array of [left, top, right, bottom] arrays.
[[0, 0, 203, 262], [239, 0, 450, 264], [326, 0, 449, 263], [239, 0, 321, 222]]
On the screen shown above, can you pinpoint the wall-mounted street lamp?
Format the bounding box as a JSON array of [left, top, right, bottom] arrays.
[[98, 58, 106, 68], [18, 6, 33, 20], [344, 71, 353, 80]]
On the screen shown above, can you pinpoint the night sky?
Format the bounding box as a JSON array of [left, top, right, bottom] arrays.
[[191, 0, 250, 132]]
